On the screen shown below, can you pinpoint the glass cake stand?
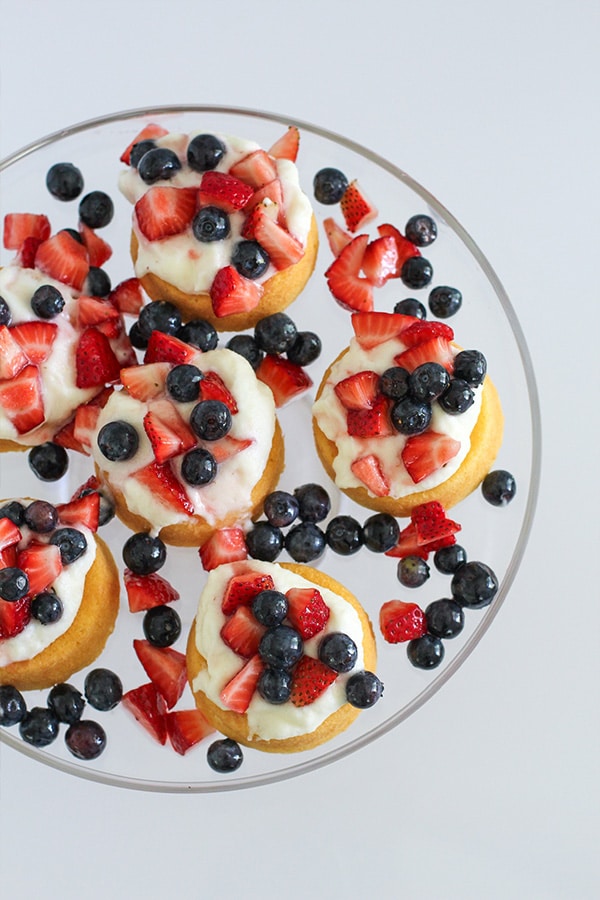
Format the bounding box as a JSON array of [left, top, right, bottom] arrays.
[[0, 106, 541, 792]]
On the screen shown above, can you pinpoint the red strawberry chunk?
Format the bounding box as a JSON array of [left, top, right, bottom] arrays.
[[380, 600, 427, 643], [34, 231, 89, 291], [385, 522, 430, 560], [56, 493, 100, 532], [166, 708, 215, 755], [361, 235, 400, 287], [350, 454, 390, 497], [3, 213, 51, 250], [334, 370, 380, 410], [323, 217, 352, 256], [77, 295, 121, 329], [135, 186, 198, 241], [198, 171, 254, 212], [120, 123, 169, 164], [143, 330, 198, 365], [0, 325, 29, 379], [246, 181, 286, 225], [220, 653, 264, 713], [268, 126, 300, 162], [210, 266, 264, 318], [199, 527, 248, 571], [256, 353, 312, 407], [16, 236, 43, 268], [249, 208, 303, 270], [208, 435, 252, 463], [346, 394, 394, 438], [285, 588, 330, 639], [143, 408, 190, 464], [325, 234, 373, 313], [18, 542, 62, 597], [377, 223, 421, 272], [120, 362, 169, 400], [133, 639, 187, 710], [0, 596, 31, 639], [401, 431, 461, 484], [395, 336, 455, 374], [221, 571, 275, 615], [199, 370, 238, 413], [78, 223, 112, 268], [148, 398, 197, 450], [400, 319, 455, 348], [134, 461, 194, 515], [10, 321, 58, 364], [0, 517, 22, 551], [75, 327, 121, 388], [221, 605, 266, 658], [0, 364, 45, 434], [124, 569, 180, 613], [340, 180, 377, 233], [109, 277, 145, 315], [122, 683, 167, 745], [72, 401, 104, 452], [0, 546, 17, 569], [290, 655, 337, 707], [52, 419, 86, 454], [229, 150, 278, 190], [351, 311, 416, 350], [412, 501, 461, 547]]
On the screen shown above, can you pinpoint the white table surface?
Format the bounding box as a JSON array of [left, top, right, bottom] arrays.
[[0, 2, 597, 897]]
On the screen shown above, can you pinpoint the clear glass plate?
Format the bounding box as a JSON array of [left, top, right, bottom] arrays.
[[0, 105, 541, 792]]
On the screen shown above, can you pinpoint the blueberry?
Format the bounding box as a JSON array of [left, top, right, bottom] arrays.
[[345, 671, 384, 708], [181, 447, 217, 486], [138, 300, 182, 340], [84, 668, 123, 711], [318, 632, 357, 673], [425, 598, 464, 639], [226, 334, 264, 369], [187, 134, 226, 173], [257, 667, 292, 704], [31, 284, 65, 319], [428, 285, 462, 318], [128, 321, 148, 350], [190, 399, 232, 441], [46, 162, 84, 201], [0, 567, 28, 601], [451, 561, 498, 609], [47, 683, 85, 724], [129, 139, 157, 169], [313, 167, 349, 204], [137, 147, 182, 184], [401, 256, 433, 290], [439, 379, 475, 415], [19, 707, 59, 747], [97, 420, 139, 461], [85, 266, 111, 298], [0, 501, 25, 525], [263, 491, 299, 528], [481, 470, 517, 507], [166, 363, 203, 402], [231, 240, 269, 279], [453, 350, 487, 387], [397, 555, 430, 587], [408, 362, 450, 402], [362, 513, 399, 553], [28, 442, 69, 481], [245, 522, 284, 562], [78, 190, 114, 228], [252, 589, 288, 627], [287, 331, 322, 366], [122, 532, 167, 575], [207, 737, 243, 772], [284, 522, 326, 562], [177, 318, 218, 351], [379, 366, 410, 400], [31, 590, 63, 624], [294, 483, 331, 523], [407, 634, 444, 669], [65, 720, 107, 760], [393, 297, 427, 319], [254, 313, 297, 354], [0, 296, 12, 326], [50, 527, 87, 564], [433, 544, 467, 574], [405, 214, 437, 247], [0, 685, 27, 726], [325, 515, 364, 555], [24, 499, 58, 533], [143, 606, 182, 648], [259, 625, 303, 669], [192, 206, 230, 242], [390, 396, 432, 435]]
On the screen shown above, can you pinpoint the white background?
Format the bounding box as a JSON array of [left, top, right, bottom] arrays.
[[0, 1, 598, 898]]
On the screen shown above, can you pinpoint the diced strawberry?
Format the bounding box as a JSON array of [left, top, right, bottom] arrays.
[[350, 311, 416, 350], [77, 295, 121, 330], [401, 431, 461, 484], [0, 597, 31, 639], [147, 398, 197, 452], [290, 655, 337, 707], [210, 265, 264, 318], [325, 234, 373, 313], [285, 588, 330, 639], [334, 370, 380, 410], [411, 500, 461, 548], [249, 207, 303, 270], [17, 542, 62, 597], [219, 653, 264, 713], [53, 418, 86, 454], [143, 330, 198, 365], [199, 370, 238, 413], [385, 522, 429, 560], [221, 570, 276, 615], [208, 435, 252, 463], [346, 394, 394, 438], [10, 321, 58, 364], [0, 546, 17, 569], [0, 364, 45, 434], [133, 639, 187, 710], [143, 409, 186, 465], [377, 223, 421, 272], [75, 327, 121, 388], [394, 336, 455, 374], [56, 493, 100, 532], [70, 474, 102, 500], [135, 186, 198, 241], [34, 231, 89, 290], [246, 180, 285, 220], [120, 123, 169, 164], [166, 708, 215, 755], [323, 217, 352, 256], [220, 605, 266, 658], [268, 126, 300, 162], [229, 150, 278, 189], [134, 461, 195, 515], [361, 235, 400, 287], [72, 401, 104, 452], [0, 516, 22, 551], [108, 277, 145, 315], [0, 325, 29, 379], [400, 319, 455, 348], [120, 362, 169, 400], [350, 454, 390, 497], [255, 353, 312, 407], [124, 569, 180, 613], [379, 599, 427, 643], [340, 180, 377, 233], [78, 223, 112, 268], [199, 527, 248, 571], [16, 236, 42, 268], [122, 682, 167, 745], [198, 171, 254, 212], [3, 212, 51, 250]]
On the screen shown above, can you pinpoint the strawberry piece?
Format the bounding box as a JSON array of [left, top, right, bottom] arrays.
[[0, 517, 22, 552], [350, 454, 390, 497], [10, 320, 58, 364], [3, 212, 51, 250], [78, 223, 112, 268], [268, 126, 300, 162], [0, 325, 28, 379], [400, 319, 455, 348], [219, 653, 264, 713], [109, 277, 145, 315], [222, 571, 275, 615], [323, 217, 352, 256], [120, 123, 169, 164], [0, 365, 45, 434], [147, 398, 197, 450], [133, 639, 187, 710], [208, 435, 252, 463], [412, 501, 461, 548], [340, 180, 377, 233], [34, 230, 89, 290], [52, 418, 86, 454], [377, 223, 421, 272], [379, 600, 427, 643], [16, 236, 42, 268], [199, 370, 238, 413], [120, 362, 169, 400], [0, 597, 31, 639], [70, 474, 101, 500], [124, 569, 180, 613], [134, 461, 194, 515], [255, 353, 312, 407], [285, 588, 330, 639], [290, 655, 337, 707], [56, 493, 100, 532], [228, 150, 278, 190], [350, 311, 415, 350], [246, 180, 285, 220], [143, 330, 198, 365], [325, 234, 373, 312], [361, 235, 400, 286], [346, 394, 394, 438], [249, 207, 303, 270], [199, 527, 248, 571], [166, 708, 214, 755], [72, 401, 105, 453], [220, 605, 266, 658], [75, 327, 121, 388], [198, 171, 254, 212], [122, 683, 167, 745], [143, 408, 190, 464], [385, 522, 429, 560], [17, 542, 62, 597], [401, 431, 461, 484], [77, 295, 121, 330], [135, 186, 198, 241], [0, 546, 17, 569], [394, 336, 455, 374], [334, 370, 380, 410], [210, 265, 264, 318]]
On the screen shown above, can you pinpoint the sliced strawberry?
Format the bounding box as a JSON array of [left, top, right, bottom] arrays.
[[208, 435, 252, 463], [346, 394, 394, 438], [350, 454, 390, 497], [75, 327, 121, 388], [394, 336, 455, 374], [147, 398, 197, 452], [0, 365, 45, 434], [340, 180, 377, 233], [120, 362, 169, 400], [122, 682, 167, 745], [219, 653, 264, 713], [228, 150, 278, 190], [412, 501, 461, 547], [268, 126, 300, 162], [377, 223, 421, 272], [361, 235, 400, 286], [124, 569, 180, 613], [77, 295, 122, 330], [0, 597, 31, 639], [78, 223, 112, 268], [401, 431, 461, 484], [143, 408, 190, 464], [334, 370, 380, 410], [323, 217, 352, 256], [34, 231, 89, 290], [379, 599, 427, 643], [3, 212, 51, 250], [17, 542, 62, 597], [199, 370, 238, 413], [134, 461, 194, 515], [198, 171, 254, 212], [385, 522, 429, 559], [290, 655, 337, 707], [246, 180, 285, 220], [16, 236, 42, 268], [210, 266, 264, 318], [133, 639, 187, 710], [221, 570, 275, 615], [10, 320, 58, 364], [198, 527, 248, 571], [70, 474, 102, 499], [108, 277, 145, 315], [350, 311, 415, 350], [325, 234, 373, 313], [220, 605, 266, 658], [135, 186, 198, 241], [0, 546, 17, 569], [249, 207, 303, 270], [72, 401, 104, 453], [0, 325, 28, 379], [56, 493, 100, 532], [166, 708, 214, 755], [143, 330, 198, 365], [53, 418, 86, 454], [0, 517, 22, 551], [255, 353, 312, 407], [400, 319, 455, 348], [120, 123, 169, 164], [285, 588, 330, 639]]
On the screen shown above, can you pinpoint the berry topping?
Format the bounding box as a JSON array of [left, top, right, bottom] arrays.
[[259, 625, 303, 670], [220, 654, 264, 713], [394, 297, 427, 319], [362, 513, 400, 553], [97, 420, 139, 462], [78, 191, 114, 229], [438, 379, 475, 414], [9, 320, 57, 365], [143, 330, 198, 365], [3, 212, 51, 250], [345, 671, 384, 708], [45, 163, 84, 201], [323, 217, 352, 255], [0, 596, 30, 638], [401, 256, 433, 290], [350, 454, 390, 497], [23, 499, 58, 533], [143, 406, 195, 464], [221, 571, 276, 615], [231, 239, 270, 279], [199, 527, 248, 571], [408, 362, 450, 402], [325, 515, 364, 556], [347, 394, 394, 438], [192, 205, 230, 242], [199, 171, 254, 212], [252, 589, 289, 627], [221, 605, 265, 658], [452, 349, 487, 386], [263, 491, 299, 528], [210, 265, 264, 317], [166, 709, 214, 756], [177, 318, 218, 351], [18, 542, 62, 595], [257, 667, 292, 704], [137, 147, 182, 184], [334, 370, 380, 411], [340, 180, 377, 233], [401, 431, 461, 484], [245, 522, 284, 562], [379, 366, 410, 400], [133, 639, 187, 709], [247, 207, 303, 270], [313, 167, 349, 205], [0, 567, 29, 602], [481, 469, 517, 506], [181, 447, 217, 486], [285, 587, 330, 639], [255, 353, 312, 407], [143, 605, 182, 648], [138, 299, 182, 340], [75, 327, 121, 388], [187, 133, 226, 172], [325, 234, 373, 312], [379, 600, 427, 643], [49, 527, 87, 564], [405, 214, 437, 247], [294, 483, 331, 523], [122, 532, 167, 576], [190, 398, 232, 441], [120, 124, 169, 164], [290, 655, 337, 707], [134, 186, 198, 241], [254, 312, 297, 355], [284, 522, 326, 563], [229, 150, 278, 189], [34, 230, 89, 290], [124, 569, 180, 613], [287, 330, 322, 366], [122, 683, 167, 745], [389, 396, 432, 436], [268, 125, 300, 161], [350, 311, 414, 349], [361, 235, 400, 286]]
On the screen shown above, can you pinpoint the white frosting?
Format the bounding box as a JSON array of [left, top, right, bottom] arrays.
[[312, 335, 483, 497], [119, 131, 313, 295], [192, 560, 368, 742], [90, 347, 277, 531]]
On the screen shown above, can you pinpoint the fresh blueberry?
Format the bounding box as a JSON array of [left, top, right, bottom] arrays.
[[31, 590, 63, 624], [19, 707, 59, 747], [78, 190, 114, 228], [254, 313, 297, 354], [138, 300, 182, 339], [207, 737, 243, 772], [85, 266, 111, 298], [97, 420, 139, 461], [190, 399, 232, 441], [50, 527, 87, 564], [231, 240, 270, 279], [325, 515, 364, 555], [401, 256, 433, 290], [284, 522, 326, 562], [122, 532, 167, 575], [65, 720, 107, 760], [408, 362, 450, 402], [393, 297, 427, 319], [28, 442, 69, 481], [379, 366, 410, 400], [428, 285, 462, 318], [31, 284, 65, 319], [0, 567, 29, 601], [313, 167, 349, 204], [252, 589, 288, 627], [390, 396, 432, 435], [258, 667, 292, 704], [177, 318, 218, 351], [405, 214, 437, 247], [46, 162, 84, 201], [263, 491, 299, 528], [0, 501, 25, 525], [143, 606, 182, 648], [84, 668, 123, 711], [451, 561, 498, 609], [345, 671, 384, 708], [433, 544, 467, 574], [397, 555, 430, 587], [181, 447, 217, 486], [362, 513, 399, 553], [226, 334, 264, 369], [294, 483, 331, 523], [259, 625, 303, 669], [287, 331, 322, 366], [128, 321, 148, 350], [318, 632, 357, 673], [407, 634, 445, 669], [0, 296, 12, 326], [166, 363, 204, 402], [439, 379, 475, 415], [453, 350, 487, 386], [425, 598, 464, 638], [47, 683, 85, 724], [0, 684, 27, 726], [137, 147, 182, 184], [245, 522, 284, 562], [192, 206, 230, 242], [24, 500, 58, 533], [129, 139, 157, 168], [187, 134, 226, 173], [481, 469, 517, 506]]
